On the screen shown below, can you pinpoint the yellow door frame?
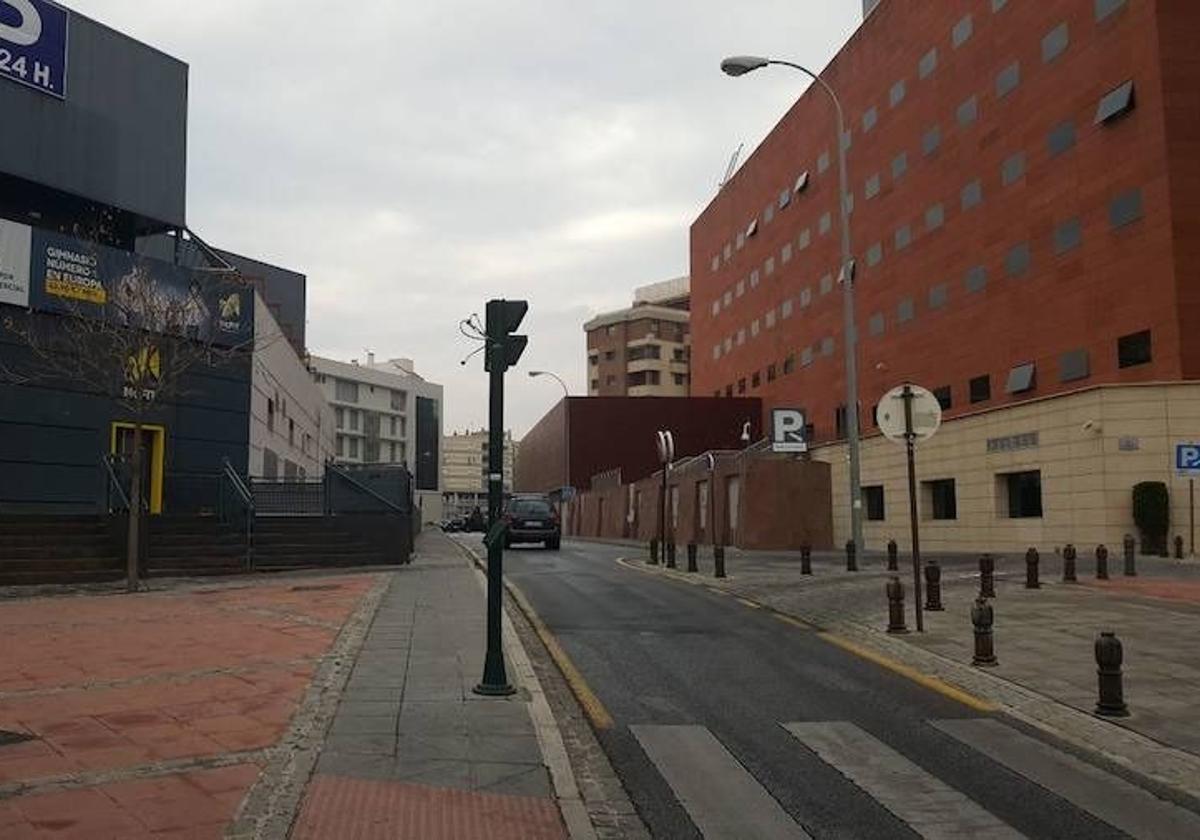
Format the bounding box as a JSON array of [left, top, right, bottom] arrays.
[[110, 422, 166, 514]]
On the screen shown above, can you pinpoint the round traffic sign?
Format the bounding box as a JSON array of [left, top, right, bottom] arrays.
[[878, 384, 942, 443]]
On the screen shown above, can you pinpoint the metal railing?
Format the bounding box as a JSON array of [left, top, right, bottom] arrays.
[[220, 457, 255, 571], [324, 464, 406, 514], [250, 478, 325, 516]]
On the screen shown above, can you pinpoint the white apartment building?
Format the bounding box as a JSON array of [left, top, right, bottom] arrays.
[[310, 353, 444, 523], [442, 429, 515, 519]]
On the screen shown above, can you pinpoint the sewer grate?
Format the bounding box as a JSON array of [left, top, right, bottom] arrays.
[[0, 730, 37, 748], [290, 584, 342, 593]]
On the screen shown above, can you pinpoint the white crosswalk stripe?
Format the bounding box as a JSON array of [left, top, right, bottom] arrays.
[[783, 720, 1025, 840]]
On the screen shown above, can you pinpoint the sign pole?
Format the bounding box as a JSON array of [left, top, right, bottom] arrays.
[[1191, 478, 1195, 557], [902, 386, 925, 633]]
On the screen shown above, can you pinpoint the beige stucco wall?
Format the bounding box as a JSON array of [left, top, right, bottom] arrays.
[[812, 383, 1200, 554]]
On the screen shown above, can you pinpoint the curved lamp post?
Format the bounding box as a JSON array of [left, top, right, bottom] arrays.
[[528, 371, 571, 506], [720, 54, 864, 554]]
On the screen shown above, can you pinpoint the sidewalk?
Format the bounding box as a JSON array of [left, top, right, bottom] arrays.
[[289, 532, 569, 840]]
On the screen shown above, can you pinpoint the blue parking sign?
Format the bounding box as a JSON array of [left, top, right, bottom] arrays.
[[0, 0, 69, 99], [1177, 444, 1200, 476]]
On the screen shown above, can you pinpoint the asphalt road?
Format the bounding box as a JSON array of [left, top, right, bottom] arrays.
[[498, 538, 1198, 840]]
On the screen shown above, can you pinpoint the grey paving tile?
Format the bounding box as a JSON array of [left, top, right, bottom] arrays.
[[322, 732, 395, 755], [471, 762, 554, 797], [329, 715, 398, 736], [391, 757, 473, 788]]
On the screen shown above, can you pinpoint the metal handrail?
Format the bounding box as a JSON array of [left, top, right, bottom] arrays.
[[102, 454, 131, 512], [325, 464, 405, 514], [221, 457, 255, 571]]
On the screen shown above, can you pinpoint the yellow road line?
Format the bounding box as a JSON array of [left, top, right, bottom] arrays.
[[505, 581, 614, 731], [773, 613, 811, 629], [736, 597, 762, 610], [819, 632, 997, 712]]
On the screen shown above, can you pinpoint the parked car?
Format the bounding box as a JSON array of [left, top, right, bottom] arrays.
[[503, 495, 560, 549]]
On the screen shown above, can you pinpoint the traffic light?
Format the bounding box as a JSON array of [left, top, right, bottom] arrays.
[[484, 299, 528, 372]]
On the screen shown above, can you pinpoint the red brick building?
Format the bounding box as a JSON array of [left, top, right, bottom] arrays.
[[688, 0, 1200, 553]]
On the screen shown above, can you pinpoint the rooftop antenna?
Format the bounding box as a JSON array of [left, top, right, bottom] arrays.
[[719, 143, 744, 191]]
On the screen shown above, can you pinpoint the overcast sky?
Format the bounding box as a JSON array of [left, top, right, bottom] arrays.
[[69, 0, 860, 437]]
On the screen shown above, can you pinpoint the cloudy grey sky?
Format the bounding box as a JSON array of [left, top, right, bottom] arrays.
[[69, 0, 860, 436]]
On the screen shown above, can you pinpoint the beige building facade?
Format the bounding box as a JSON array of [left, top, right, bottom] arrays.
[[584, 276, 690, 397], [442, 429, 515, 518], [811, 383, 1200, 555]]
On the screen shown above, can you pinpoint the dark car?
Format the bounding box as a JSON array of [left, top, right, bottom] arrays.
[[503, 495, 561, 549]]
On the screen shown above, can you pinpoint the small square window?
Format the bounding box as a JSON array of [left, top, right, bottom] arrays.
[[798, 228, 811, 250], [895, 225, 912, 251], [724, 243, 732, 261], [782, 243, 793, 264], [991, 0, 1009, 11], [863, 486, 886, 521], [1059, 349, 1090, 382], [820, 274, 833, 295], [801, 346, 814, 367], [819, 212, 832, 235], [889, 79, 906, 108], [933, 386, 952, 410], [1048, 121, 1076, 157], [1043, 23, 1069, 63], [965, 265, 988, 293], [970, 375, 991, 403], [996, 62, 1020, 98], [817, 150, 830, 174], [918, 48, 938, 80], [1001, 152, 1026, 186], [1002, 471, 1043, 519], [1110, 188, 1144, 228], [767, 364, 777, 383], [765, 256, 776, 276], [897, 298, 915, 323], [957, 96, 979, 127], [738, 378, 747, 394], [1005, 242, 1031, 277], [929, 283, 949, 310], [1007, 362, 1036, 394], [779, 188, 792, 210], [711, 300, 720, 317], [844, 193, 855, 215], [737, 328, 746, 345], [869, 313, 885, 336], [725, 385, 733, 397], [712, 345, 721, 360], [736, 231, 746, 251], [892, 152, 908, 180], [783, 355, 796, 374], [765, 309, 776, 328], [711, 256, 720, 273], [736, 280, 745, 297], [867, 242, 883, 267], [795, 171, 810, 194], [862, 106, 878, 132], [750, 319, 760, 337], [952, 14, 973, 48], [922, 125, 942, 156], [1054, 218, 1082, 255], [925, 203, 945, 231], [764, 203, 775, 225], [799, 288, 813, 307], [751, 372, 761, 389], [925, 478, 958, 521], [865, 173, 881, 200], [724, 337, 733, 352], [1118, 329, 1152, 368], [821, 336, 835, 357], [961, 179, 983, 210], [781, 299, 794, 318], [1095, 81, 1135, 124], [1095, 0, 1126, 22], [750, 269, 760, 288]]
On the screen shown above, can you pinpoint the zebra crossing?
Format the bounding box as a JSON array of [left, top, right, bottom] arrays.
[[631, 716, 1200, 839]]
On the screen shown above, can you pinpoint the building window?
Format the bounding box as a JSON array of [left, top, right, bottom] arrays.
[[1043, 22, 1069, 62], [627, 344, 661, 361], [751, 319, 760, 338], [1118, 330, 1152, 368], [1095, 81, 1135, 124], [996, 62, 1020, 98], [798, 228, 811, 250], [925, 203, 944, 231], [864, 173, 881, 200], [1007, 362, 1037, 394], [889, 79, 906, 108], [952, 14, 973, 48], [389, 415, 398, 436], [817, 150, 830, 174], [1001, 152, 1026, 186], [1110, 188, 1144, 228], [835, 404, 848, 438], [1005, 242, 1031, 277], [1054, 218, 1082, 255], [922, 125, 941, 156], [970, 374, 991, 403], [1059, 349, 1090, 382], [929, 283, 948, 310], [1048, 121, 1076, 157], [933, 386, 952, 410], [1096, 0, 1126, 23], [783, 354, 796, 375], [992, 0, 1008, 11], [895, 225, 912, 251], [820, 273, 833, 295], [348, 437, 360, 459], [288, 418, 295, 447], [590, 379, 599, 391], [918, 47, 937, 79], [765, 256, 776, 276], [965, 265, 987, 294], [335, 379, 359, 403], [801, 347, 814, 367], [779, 188, 792, 211], [737, 378, 746, 394], [336, 406, 347, 429], [867, 242, 883, 267], [869, 313, 885, 336], [267, 398, 275, 433], [751, 372, 761, 389], [821, 336, 835, 357], [863, 486, 886, 521], [781, 242, 793, 264], [763, 203, 774, 225], [607, 375, 617, 386], [819, 212, 832, 235], [862, 106, 878, 132], [897, 298, 915, 323], [725, 385, 733, 397], [925, 479, 958, 520], [961, 179, 983, 210], [1001, 471, 1043, 519], [795, 171, 810, 194], [349, 410, 360, 431], [957, 95, 978, 127], [767, 364, 777, 382], [336, 435, 345, 457], [673, 373, 686, 386]]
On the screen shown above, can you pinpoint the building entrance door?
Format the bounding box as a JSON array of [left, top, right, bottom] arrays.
[[111, 423, 165, 514]]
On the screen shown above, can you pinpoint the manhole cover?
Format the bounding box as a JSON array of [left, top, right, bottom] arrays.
[[290, 584, 342, 593], [0, 730, 36, 748]]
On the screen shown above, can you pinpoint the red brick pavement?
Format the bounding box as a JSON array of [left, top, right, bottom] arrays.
[[0, 575, 377, 838], [1087, 577, 1200, 605]]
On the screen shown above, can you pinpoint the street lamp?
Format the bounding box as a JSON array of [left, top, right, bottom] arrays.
[[721, 54, 865, 554], [528, 371, 570, 507]]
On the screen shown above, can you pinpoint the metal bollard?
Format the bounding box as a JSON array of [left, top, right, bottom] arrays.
[[1095, 544, 1109, 580], [714, 545, 726, 579], [800, 544, 813, 575], [1062, 544, 1078, 583], [924, 560, 944, 611], [1025, 547, 1040, 589], [1175, 535, 1185, 560], [971, 597, 998, 667], [1094, 631, 1130, 717], [686, 543, 698, 573], [1123, 533, 1137, 577], [846, 540, 858, 572], [886, 576, 909, 634], [666, 541, 677, 569], [887, 539, 899, 572], [979, 554, 996, 599], [649, 539, 659, 565]]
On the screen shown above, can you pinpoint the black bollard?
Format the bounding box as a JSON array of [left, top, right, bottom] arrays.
[[846, 540, 858, 572], [1062, 544, 1078, 583], [666, 541, 677, 569], [887, 539, 899, 572], [971, 597, 998, 667], [886, 576, 909, 634], [714, 545, 726, 579], [979, 554, 996, 599], [649, 539, 659, 565], [1095, 544, 1109, 580], [1123, 533, 1137, 577], [924, 560, 944, 611], [686, 543, 698, 573], [1175, 535, 1185, 560], [1094, 632, 1130, 717], [800, 544, 813, 575], [1025, 547, 1040, 589]]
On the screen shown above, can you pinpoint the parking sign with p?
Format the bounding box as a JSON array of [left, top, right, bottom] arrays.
[[772, 409, 808, 454], [1177, 443, 1200, 476]]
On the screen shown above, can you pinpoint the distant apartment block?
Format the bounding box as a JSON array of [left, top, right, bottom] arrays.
[[584, 276, 690, 397]]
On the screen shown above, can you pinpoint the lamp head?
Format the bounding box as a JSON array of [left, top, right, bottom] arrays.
[[721, 55, 770, 77]]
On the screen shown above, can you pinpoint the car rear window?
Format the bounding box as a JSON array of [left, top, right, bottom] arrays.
[[510, 500, 552, 516]]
